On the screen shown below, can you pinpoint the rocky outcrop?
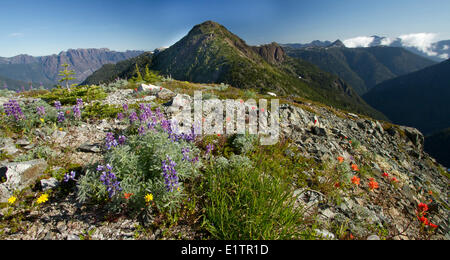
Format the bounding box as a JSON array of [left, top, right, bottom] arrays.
[[278, 103, 448, 239], [252, 42, 286, 64], [0, 159, 48, 202]]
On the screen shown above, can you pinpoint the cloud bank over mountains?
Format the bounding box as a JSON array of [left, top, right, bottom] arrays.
[[343, 33, 449, 61]]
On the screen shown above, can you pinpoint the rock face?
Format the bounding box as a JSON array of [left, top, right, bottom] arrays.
[[252, 42, 286, 64], [0, 159, 48, 202]]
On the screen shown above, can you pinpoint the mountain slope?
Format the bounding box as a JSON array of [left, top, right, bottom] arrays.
[[0, 49, 144, 87], [84, 21, 386, 120], [425, 128, 450, 168], [363, 59, 450, 135], [284, 45, 436, 95]]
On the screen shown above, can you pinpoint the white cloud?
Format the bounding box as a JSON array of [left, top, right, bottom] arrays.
[[8, 32, 24, 38], [343, 36, 375, 48], [398, 33, 438, 56], [380, 37, 394, 46], [439, 53, 449, 59], [443, 45, 449, 50]]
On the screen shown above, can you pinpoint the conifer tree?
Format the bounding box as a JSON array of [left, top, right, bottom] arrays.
[[58, 63, 77, 91], [134, 63, 143, 82]]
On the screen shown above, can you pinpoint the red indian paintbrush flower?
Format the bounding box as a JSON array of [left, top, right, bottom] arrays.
[[351, 176, 360, 185], [418, 203, 429, 213], [368, 179, 379, 191], [351, 164, 359, 171], [124, 193, 134, 200]]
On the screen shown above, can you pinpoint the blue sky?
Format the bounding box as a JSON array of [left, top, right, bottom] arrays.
[[1, 0, 449, 57]]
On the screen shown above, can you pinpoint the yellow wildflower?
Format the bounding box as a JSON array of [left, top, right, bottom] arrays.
[[145, 193, 153, 203], [8, 196, 17, 205], [59, 128, 63, 131], [36, 194, 49, 204], [40, 118, 45, 123]]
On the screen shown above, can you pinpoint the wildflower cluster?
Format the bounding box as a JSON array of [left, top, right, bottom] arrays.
[[3, 100, 24, 121], [72, 98, 83, 119], [54, 101, 65, 123], [416, 202, 438, 229], [105, 132, 126, 150], [36, 106, 46, 117], [63, 171, 76, 182], [98, 164, 122, 198]]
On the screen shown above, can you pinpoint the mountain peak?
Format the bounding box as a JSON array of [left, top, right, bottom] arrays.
[[328, 40, 345, 48]]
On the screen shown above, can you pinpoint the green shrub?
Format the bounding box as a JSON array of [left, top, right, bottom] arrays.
[[39, 85, 107, 105], [231, 133, 257, 154], [101, 79, 129, 93], [82, 102, 123, 120]]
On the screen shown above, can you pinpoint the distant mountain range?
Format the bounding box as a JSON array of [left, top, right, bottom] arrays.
[[282, 43, 436, 95], [0, 48, 144, 89], [84, 21, 387, 120], [363, 59, 450, 136]]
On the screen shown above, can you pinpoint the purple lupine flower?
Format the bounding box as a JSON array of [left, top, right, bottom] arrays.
[[139, 112, 148, 123], [36, 106, 46, 116], [138, 125, 146, 136], [191, 156, 199, 164], [105, 132, 118, 150], [181, 147, 190, 161], [54, 101, 62, 110], [63, 171, 76, 182], [72, 105, 81, 119], [76, 98, 84, 109], [3, 100, 24, 121], [118, 135, 126, 145], [98, 164, 122, 198], [206, 144, 214, 155], [155, 107, 164, 121], [161, 119, 171, 132], [147, 120, 156, 130], [29, 84, 33, 90], [21, 86, 25, 92], [3, 83, 7, 90], [129, 111, 138, 124], [57, 111, 65, 123], [122, 103, 128, 111], [117, 112, 124, 121], [161, 156, 179, 192]]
